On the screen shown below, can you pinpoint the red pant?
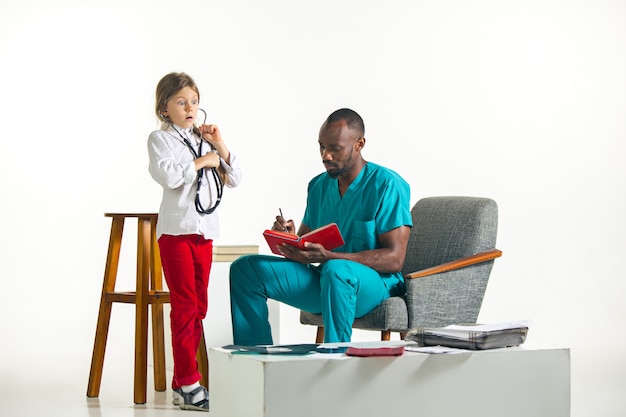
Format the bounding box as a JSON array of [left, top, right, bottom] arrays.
[[158, 234, 213, 388]]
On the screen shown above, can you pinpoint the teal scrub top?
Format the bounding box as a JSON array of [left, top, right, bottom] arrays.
[[302, 162, 412, 282]]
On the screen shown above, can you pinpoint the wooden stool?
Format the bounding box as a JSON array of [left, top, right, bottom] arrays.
[[87, 213, 209, 404]]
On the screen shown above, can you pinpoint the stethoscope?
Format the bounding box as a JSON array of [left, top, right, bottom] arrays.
[[162, 108, 223, 214]]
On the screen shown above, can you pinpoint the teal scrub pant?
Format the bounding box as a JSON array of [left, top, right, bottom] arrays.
[[229, 255, 393, 344]]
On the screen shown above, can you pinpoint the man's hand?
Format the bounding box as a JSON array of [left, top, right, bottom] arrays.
[[278, 241, 331, 264], [273, 215, 295, 233]]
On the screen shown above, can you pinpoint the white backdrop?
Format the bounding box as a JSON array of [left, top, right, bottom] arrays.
[[1, 1, 625, 416]]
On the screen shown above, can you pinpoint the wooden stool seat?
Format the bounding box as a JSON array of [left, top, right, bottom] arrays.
[[86, 213, 208, 404]]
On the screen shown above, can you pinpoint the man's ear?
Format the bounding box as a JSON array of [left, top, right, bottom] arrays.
[[356, 137, 366, 150]]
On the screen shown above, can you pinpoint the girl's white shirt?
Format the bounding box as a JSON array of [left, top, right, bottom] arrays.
[[147, 124, 242, 240]]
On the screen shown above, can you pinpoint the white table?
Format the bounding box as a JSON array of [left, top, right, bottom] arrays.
[[209, 344, 570, 417]]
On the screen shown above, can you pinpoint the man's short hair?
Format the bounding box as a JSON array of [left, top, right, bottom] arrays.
[[326, 108, 365, 137]]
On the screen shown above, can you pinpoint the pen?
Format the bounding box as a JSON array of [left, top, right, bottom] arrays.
[[279, 208, 288, 232]]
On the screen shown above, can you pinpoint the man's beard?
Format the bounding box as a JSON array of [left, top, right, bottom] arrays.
[[324, 151, 353, 179]]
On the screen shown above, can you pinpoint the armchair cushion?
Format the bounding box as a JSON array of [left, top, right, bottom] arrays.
[[300, 296, 409, 332]]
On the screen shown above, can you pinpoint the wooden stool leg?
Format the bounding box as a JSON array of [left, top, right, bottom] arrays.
[[150, 218, 167, 392], [87, 217, 125, 398], [197, 326, 209, 389], [133, 218, 151, 404], [151, 303, 167, 392]]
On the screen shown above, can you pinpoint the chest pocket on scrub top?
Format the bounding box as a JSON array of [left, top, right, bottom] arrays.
[[346, 219, 377, 251]]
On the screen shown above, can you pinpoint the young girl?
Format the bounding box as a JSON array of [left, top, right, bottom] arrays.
[[147, 72, 242, 411]]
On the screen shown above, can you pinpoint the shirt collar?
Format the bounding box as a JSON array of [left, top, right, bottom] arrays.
[[175, 125, 193, 136]]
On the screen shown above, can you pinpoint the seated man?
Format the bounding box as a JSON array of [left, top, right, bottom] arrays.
[[229, 108, 412, 344]]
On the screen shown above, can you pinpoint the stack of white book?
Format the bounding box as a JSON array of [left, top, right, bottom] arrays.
[[212, 245, 259, 262]]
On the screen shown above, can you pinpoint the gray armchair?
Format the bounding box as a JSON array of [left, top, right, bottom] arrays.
[[300, 196, 502, 342]]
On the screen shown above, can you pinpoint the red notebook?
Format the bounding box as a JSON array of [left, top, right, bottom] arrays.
[[263, 223, 345, 255], [345, 345, 405, 357]]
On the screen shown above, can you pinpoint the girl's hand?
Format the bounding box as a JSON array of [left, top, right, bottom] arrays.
[[196, 152, 221, 170], [199, 124, 223, 145], [199, 123, 231, 164]]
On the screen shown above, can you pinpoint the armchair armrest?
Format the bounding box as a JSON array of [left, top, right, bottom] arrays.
[[404, 248, 502, 279]]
